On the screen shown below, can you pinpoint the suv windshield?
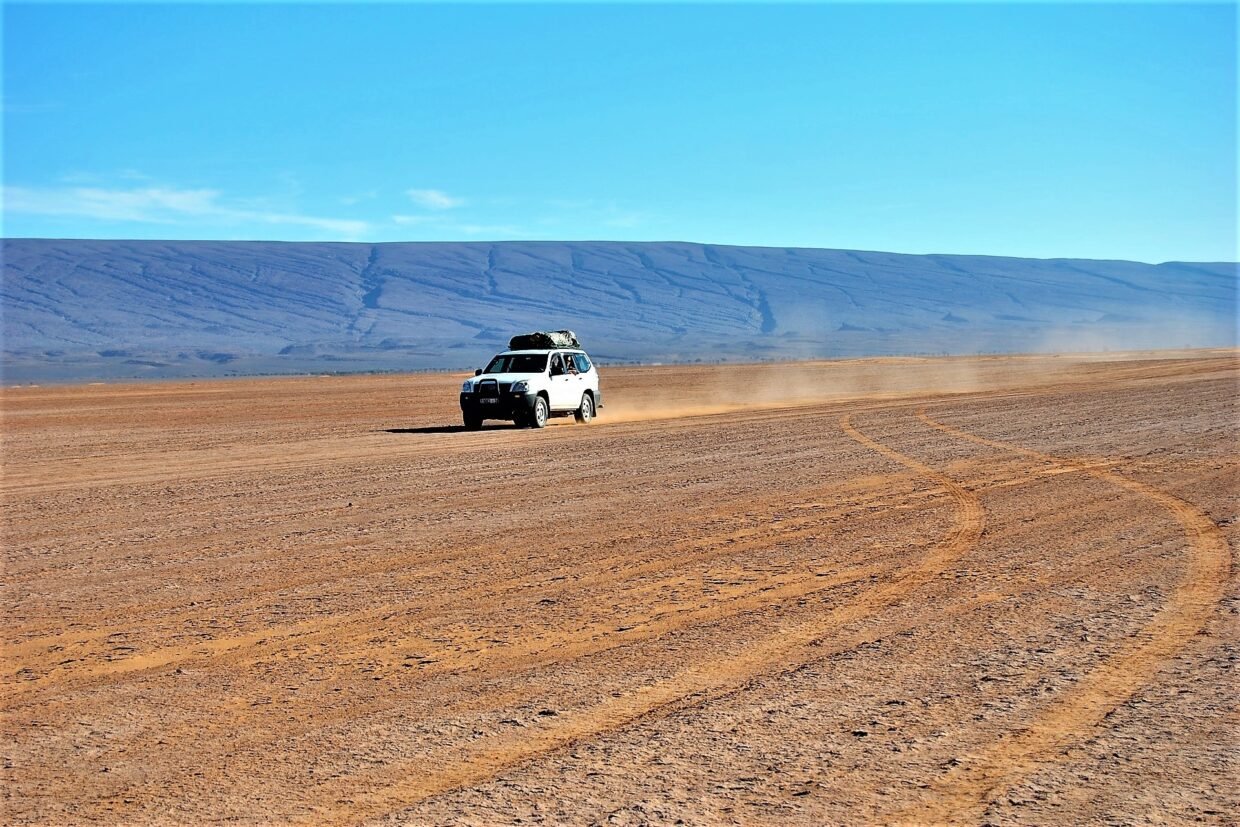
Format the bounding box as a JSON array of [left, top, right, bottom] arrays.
[[484, 353, 548, 374]]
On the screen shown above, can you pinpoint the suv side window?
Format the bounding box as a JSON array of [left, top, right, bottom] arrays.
[[549, 354, 565, 376], [573, 353, 592, 373]]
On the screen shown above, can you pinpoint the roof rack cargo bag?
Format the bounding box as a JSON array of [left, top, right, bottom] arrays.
[[509, 330, 580, 350]]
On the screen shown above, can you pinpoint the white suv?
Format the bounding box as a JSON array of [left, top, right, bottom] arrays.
[[460, 349, 602, 429]]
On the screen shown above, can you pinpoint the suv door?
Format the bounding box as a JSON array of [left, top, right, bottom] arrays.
[[547, 352, 578, 411], [571, 352, 596, 391]]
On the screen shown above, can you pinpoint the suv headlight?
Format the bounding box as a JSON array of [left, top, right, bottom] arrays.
[[461, 380, 473, 393], [510, 380, 528, 393]]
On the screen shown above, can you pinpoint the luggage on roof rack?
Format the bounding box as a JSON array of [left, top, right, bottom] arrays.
[[509, 330, 580, 350]]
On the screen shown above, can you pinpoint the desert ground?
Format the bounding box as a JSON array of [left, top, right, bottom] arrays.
[[2, 351, 1237, 825]]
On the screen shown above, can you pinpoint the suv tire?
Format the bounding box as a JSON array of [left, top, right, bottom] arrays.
[[530, 396, 549, 429], [463, 414, 482, 431], [574, 393, 594, 424]]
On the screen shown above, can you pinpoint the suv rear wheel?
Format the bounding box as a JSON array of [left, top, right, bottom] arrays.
[[574, 393, 594, 424]]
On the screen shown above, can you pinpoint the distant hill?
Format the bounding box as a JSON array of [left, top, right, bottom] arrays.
[[2, 239, 1235, 381]]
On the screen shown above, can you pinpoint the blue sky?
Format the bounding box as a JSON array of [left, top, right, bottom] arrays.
[[3, 2, 1236, 262]]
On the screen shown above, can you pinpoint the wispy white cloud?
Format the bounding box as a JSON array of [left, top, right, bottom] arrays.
[[3, 184, 370, 238], [406, 188, 465, 210], [387, 194, 646, 239], [391, 214, 440, 226], [389, 213, 526, 237], [5, 185, 220, 222], [340, 189, 378, 206], [542, 198, 648, 230], [58, 169, 154, 185]]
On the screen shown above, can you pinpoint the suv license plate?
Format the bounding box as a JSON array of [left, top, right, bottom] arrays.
[[480, 398, 497, 404]]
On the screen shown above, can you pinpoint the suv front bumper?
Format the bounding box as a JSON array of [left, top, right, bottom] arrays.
[[460, 391, 538, 420]]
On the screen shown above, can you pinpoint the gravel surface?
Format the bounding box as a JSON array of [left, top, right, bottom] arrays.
[[2, 351, 1236, 825]]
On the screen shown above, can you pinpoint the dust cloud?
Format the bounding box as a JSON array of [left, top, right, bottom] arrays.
[[1031, 311, 1237, 356], [598, 348, 1232, 424], [601, 357, 995, 423]]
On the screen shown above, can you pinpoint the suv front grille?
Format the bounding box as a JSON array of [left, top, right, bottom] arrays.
[[475, 380, 513, 398]]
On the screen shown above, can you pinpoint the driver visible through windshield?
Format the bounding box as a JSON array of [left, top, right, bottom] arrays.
[[484, 353, 548, 374]]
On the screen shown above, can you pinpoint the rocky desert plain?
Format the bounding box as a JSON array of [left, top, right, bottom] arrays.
[[2, 350, 1237, 825]]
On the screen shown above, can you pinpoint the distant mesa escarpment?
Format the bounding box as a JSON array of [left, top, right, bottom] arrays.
[[2, 239, 1235, 381]]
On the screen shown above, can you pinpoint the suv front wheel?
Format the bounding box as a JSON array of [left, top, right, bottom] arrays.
[[529, 396, 550, 429]]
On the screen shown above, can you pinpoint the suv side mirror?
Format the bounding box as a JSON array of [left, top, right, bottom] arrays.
[[474, 368, 482, 376]]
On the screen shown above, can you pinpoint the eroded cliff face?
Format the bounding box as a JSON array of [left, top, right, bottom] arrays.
[[3, 238, 1235, 381]]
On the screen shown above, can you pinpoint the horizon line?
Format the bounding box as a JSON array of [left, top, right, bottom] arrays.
[[3, 236, 1236, 268]]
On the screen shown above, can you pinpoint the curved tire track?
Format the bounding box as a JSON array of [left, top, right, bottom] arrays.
[[301, 413, 986, 825], [1, 475, 932, 703], [902, 408, 1232, 824]]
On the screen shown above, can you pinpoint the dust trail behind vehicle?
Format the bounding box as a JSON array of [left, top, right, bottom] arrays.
[[597, 351, 1218, 423]]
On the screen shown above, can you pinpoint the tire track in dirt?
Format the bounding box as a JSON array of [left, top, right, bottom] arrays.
[[2, 406, 874, 619], [2, 467, 918, 649], [11, 447, 1086, 665], [0, 486, 912, 694], [80, 491, 1186, 823], [1, 435, 1116, 707], [77, 560, 899, 807], [1, 445, 720, 587], [900, 408, 1233, 825], [0, 407, 804, 496], [298, 412, 986, 825], [9, 355, 1231, 824], [1, 473, 937, 703], [43, 455, 1133, 789]]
